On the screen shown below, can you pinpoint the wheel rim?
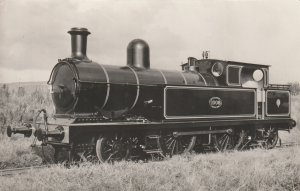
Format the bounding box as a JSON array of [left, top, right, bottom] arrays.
[[96, 134, 131, 163], [159, 133, 196, 156]]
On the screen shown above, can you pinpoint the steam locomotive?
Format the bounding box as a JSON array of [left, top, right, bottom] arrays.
[[7, 28, 296, 162]]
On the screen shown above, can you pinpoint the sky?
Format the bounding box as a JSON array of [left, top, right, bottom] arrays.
[[0, 0, 300, 84]]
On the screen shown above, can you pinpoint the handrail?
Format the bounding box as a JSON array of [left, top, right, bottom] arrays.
[[268, 84, 291, 90]]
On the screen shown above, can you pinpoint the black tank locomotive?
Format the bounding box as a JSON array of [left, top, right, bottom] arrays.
[[8, 28, 296, 162]]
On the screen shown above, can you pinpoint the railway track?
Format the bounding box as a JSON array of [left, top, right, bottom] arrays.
[[276, 142, 300, 148], [0, 165, 49, 177], [0, 142, 299, 177]]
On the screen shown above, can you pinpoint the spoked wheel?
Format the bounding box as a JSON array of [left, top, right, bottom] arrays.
[[212, 129, 247, 152], [263, 127, 279, 149], [159, 133, 196, 156], [233, 129, 249, 150], [96, 134, 131, 163]]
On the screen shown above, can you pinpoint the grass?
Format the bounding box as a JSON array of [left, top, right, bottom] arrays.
[[0, 134, 55, 169], [0, 135, 41, 169], [0, 82, 300, 190], [0, 146, 300, 191]]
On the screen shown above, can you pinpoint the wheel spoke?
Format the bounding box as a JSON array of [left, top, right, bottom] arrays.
[[220, 135, 228, 148], [223, 136, 229, 150], [107, 141, 113, 147], [167, 139, 176, 150], [103, 148, 112, 153], [159, 133, 196, 156], [171, 140, 176, 155], [166, 137, 173, 145], [107, 151, 118, 161]]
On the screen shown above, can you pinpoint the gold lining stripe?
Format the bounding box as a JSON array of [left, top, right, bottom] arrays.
[[179, 71, 187, 85], [99, 64, 110, 109], [127, 66, 140, 110], [198, 73, 207, 86], [158, 70, 167, 84]]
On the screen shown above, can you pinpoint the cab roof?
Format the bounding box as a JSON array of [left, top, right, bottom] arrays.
[[181, 59, 270, 68]]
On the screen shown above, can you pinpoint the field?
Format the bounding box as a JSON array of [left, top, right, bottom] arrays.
[[0, 82, 300, 191]]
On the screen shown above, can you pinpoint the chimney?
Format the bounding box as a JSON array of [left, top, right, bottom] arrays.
[[68, 27, 91, 60]]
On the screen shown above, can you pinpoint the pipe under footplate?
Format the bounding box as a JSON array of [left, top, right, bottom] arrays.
[[7, 124, 33, 137], [173, 129, 233, 137]]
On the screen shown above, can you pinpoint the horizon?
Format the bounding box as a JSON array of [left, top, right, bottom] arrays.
[[1, 0, 300, 84]]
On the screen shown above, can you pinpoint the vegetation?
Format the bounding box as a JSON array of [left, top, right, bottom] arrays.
[[0, 82, 53, 133], [0, 82, 299, 191], [0, 82, 54, 169], [288, 82, 300, 96], [0, 135, 43, 169], [0, 145, 300, 191]]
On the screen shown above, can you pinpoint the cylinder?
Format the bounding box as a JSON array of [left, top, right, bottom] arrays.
[[68, 27, 91, 60], [127, 39, 150, 69]]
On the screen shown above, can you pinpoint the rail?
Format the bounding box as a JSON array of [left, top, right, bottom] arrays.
[[0, 165, 49, 177], [276, 142, 300, 148]]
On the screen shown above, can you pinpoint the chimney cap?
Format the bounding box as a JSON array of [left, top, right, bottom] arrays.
[[68, 27, 91, 35]]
